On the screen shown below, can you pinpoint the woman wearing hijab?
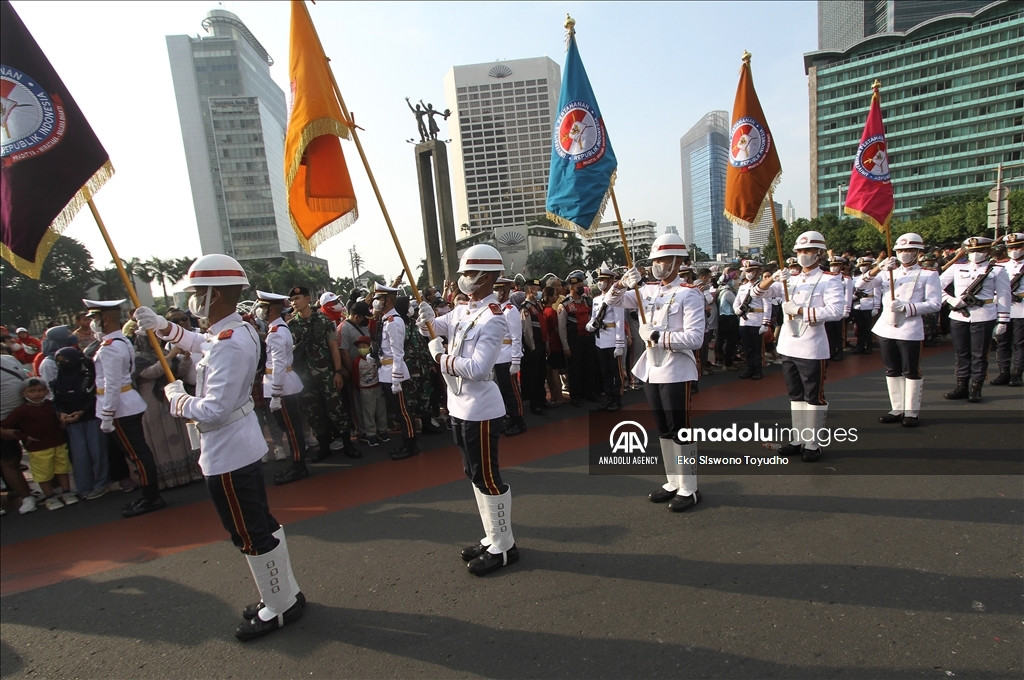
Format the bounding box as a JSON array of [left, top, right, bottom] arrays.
[[37, 326, 78, 384], [50, 347, 110, 499]]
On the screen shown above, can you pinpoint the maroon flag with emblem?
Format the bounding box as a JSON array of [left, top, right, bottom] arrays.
[[1, 0, 113, 278], [843, 81, 894, 233]]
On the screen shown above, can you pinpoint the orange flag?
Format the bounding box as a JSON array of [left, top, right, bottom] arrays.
[[723, 52, 782, 230], [285, 0, 357, 253]]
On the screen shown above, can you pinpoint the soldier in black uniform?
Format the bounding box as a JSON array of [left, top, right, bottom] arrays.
[[562, 271, 595, 407], [520, 278, 549, 415]]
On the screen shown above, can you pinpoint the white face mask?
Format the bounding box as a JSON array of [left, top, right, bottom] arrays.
[[458, 272, 485, 295], [651, 259, 674, 281], [744, 271, 757, 280], [897, 251, 918, 265], [254, 306, 269, 321], [859, 266, 871, 273], [797, 253, 818, 268], [371, 299, 383, 313], [969, 251, 988, 264], [188, 286, 215, 319], [1009, 248, 1024, 261], [90, 319, 104, 336], [598, 280, 610, 291]]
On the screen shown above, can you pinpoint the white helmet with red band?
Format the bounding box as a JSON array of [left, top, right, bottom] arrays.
[[458, 244, 505, 273], [185, 254, 249, 291], [894, 232, 925, 250], [793, 230, 827, 252], [650, 233, 688, 259]]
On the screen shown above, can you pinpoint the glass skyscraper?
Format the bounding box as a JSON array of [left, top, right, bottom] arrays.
[[817, 0, 990, 51], [806, 0, 1022, 220], [167, 9, 325, 267], [680, 111, 732, 258]]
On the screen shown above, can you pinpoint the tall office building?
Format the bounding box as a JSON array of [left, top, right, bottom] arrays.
[[817, 0, 990, 51], [167, 9, 325, 267], [680, 111, 732, 258], [443, 57, 561, 235], [806, 0, 1022, 220], [750, 201, 783, 249], [582, 220, 658, 255], [784, 200, 796, 224]]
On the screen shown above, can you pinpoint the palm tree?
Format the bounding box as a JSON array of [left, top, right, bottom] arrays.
[[95, 267, 126, 299], [146, 257, 179, 308], [562, 232, 585, 268], [242, 259, 274, 297], [118, 257, 153, 303]]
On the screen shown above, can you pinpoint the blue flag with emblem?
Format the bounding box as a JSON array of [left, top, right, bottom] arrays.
[[545, 18, 617, 233]]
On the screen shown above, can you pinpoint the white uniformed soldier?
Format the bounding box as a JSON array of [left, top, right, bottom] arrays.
[[492, 277, 527, 436], [416, 244, 515, 575], [856, 233, 942, 426], [734, 260, 771, 380], [606, 234, 706, 512], [254, 291, 307, 484], [939, 236, 1012, 402], [850, 256, 879, 355], [586, 268, 626, 412], [84, 299, 167, 518], [752, 230, 845, 461], [375, 284, 418, 460], [992, 233, 1024, 387], [133, 255, 303, 641], [824, 256, 853, 361]]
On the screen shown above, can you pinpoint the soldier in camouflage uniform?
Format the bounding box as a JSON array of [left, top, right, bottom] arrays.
[[286, 286, 359, 460]]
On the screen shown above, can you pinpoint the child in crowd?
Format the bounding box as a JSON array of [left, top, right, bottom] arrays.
[[353, 336, 388, 447], [0, 378, 77, 510]]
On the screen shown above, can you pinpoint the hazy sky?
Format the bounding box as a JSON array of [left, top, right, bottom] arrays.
[[12, 1, 816, 289]]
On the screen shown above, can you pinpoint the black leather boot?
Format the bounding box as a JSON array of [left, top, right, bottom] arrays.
[[1009, 371, 1023, 387], [990, 370, 1011, 385], [943, 378, 969, 400], [967, 378, 983, 403]]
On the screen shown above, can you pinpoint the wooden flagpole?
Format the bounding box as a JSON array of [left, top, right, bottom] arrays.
[[608, 187, 647, 325], [299, 1, 434, 338], [85, 194, 176, 382], [767, 192, 789, 303]]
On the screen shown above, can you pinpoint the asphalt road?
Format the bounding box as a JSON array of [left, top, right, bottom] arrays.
[[1, 347, 1021, 679]]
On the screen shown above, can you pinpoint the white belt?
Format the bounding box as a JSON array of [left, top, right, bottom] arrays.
[[196, 398, 254, 434]]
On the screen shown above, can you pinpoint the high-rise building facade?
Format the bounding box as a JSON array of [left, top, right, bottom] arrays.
[[443, 57, 561, 235], [805, 0, 1023, 220], [784, 200, 797, 224], [167, 10, 324, 266], [582, 220, 658, 255], [680, 111, 732, 258], [817, 0, 990, 51], [750, 201, 783, 249]]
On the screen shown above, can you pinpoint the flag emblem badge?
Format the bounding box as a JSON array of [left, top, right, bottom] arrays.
[[555, 100, 606, 168], [728, 116, 769, 171], [1, 65, 67, 165], [853, 135, 889, 182]]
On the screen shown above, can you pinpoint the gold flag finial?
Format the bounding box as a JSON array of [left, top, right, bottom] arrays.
[[564, 14, 576, 50], [742, 50, 752, 63], [872, 79, 882, 90]]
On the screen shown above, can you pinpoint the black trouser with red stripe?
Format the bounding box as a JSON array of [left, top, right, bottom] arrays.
[[781, 356, 828, 405], [272, 394, 306, 462], [111, 413, 160, 499], [642, 381, 692, 444], [494, 362, 523, 418], [452, 417, 505, 495], [383, 381, 416, 440], [206, 461, 279, 556]]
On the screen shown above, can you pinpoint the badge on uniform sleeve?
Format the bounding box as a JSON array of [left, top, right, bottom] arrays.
[[489, 303, 502, 315], [218, 329, 234, 340], [268, 326, 278, 333], [101, 339, 113, 346]]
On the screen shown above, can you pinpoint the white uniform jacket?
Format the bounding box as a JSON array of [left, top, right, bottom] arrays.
[[262, 319, 303, 398], [161, 313, 267, 476], [841, 276, 854, 318], [940, 261, 1011, 324], [735, 281, 772, 329], [425, 294, 507, 422], [378, 313, 409, 383], [852, 273, 880, 312], [590, 293, 626, 351], [605, 277, 705, 384], [1002, 258, 1024, 319], [755, 271, 844, 360], [857, 265, 942, 341], [497, 301, 524, 364], [94, 330, 147, 421]]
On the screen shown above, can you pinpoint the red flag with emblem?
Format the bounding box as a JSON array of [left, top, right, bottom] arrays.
[[844, 82, 893, 233]]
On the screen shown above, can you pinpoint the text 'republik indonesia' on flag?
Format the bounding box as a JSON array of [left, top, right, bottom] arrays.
[[843, 83, 893, 233], [0, 0, 113, 279], [545, 21, 617, 233], [286, 0, 357, 253], [723, 53, 782, 230]]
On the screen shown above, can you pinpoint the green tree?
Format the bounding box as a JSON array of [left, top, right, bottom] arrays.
[[631, 243, 651, 263], [242, 259, 274, 298], [94, 267, 126, 300], [121, 257, 153, 301], [688, 243, 711, 262], [1, 236, 96, 326], [146, 257, 182, 308], [416, 258, 429, 290], [562, 232, 585, 268]]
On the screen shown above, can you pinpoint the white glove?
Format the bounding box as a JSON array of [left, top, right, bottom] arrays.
[[133, 306, 168, 333], [417, 301, 435, 325], [942, 293, 965, 309], [889, 298, 906, 313], [509, 362, 520, 376], [100, 418, 115, 434], [619, 267, 642, 289], [782, 300, 801, 317], [269, 396, 282, 411], [391, 379, 402, 394], [877, 256, 898, 272], [996, 322, 1008, 336], [585, 320, 597, 333], [613, 346, 624, 357], [163, 379, 187, 416], [638, 323, 657, 343], [772, 269, 790, 283], [761, 324, 772, 335], [427, 337, 445, 362]]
